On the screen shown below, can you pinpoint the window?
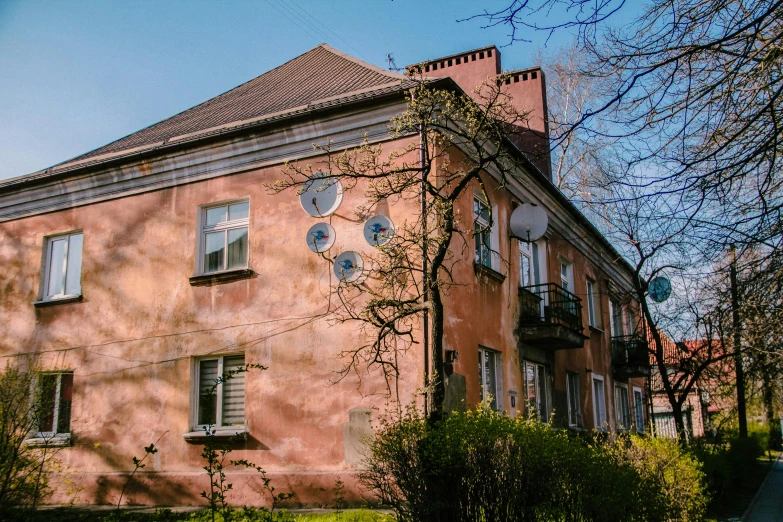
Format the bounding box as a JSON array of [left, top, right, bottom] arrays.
[[478, 347, 503, 411], [43, 232, 83, 300], [36, 372, 73, 436], [566, 372, 581, 427], [474, 197, 493, 269], [523, 361, 548, 421], [633, 387, 645, 433], [200, 201, 249, 274], [519, 241, 541, 288], [628, 309, 637, 335], [609, 298, 623, 337], [615, 384, 631, 431], [195, 354, 246, 429], [592, 374, 607, 430], [560, 261, 571, 291], [586, 279, 597, 327]]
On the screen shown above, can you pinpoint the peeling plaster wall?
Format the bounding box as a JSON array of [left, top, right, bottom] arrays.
[[0, 136, 425, 507]]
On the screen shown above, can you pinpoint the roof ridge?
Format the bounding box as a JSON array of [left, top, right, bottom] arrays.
[[318, 43, 407, 81]]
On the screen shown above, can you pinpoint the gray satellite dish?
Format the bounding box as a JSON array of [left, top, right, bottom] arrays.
[[363, 215, 395, 247], [306, 222, 336, 253], [299, 173, 343, 217], [648, 277, 672, 303], [510, 203, 548, 242], [333, 251, 364, 282]]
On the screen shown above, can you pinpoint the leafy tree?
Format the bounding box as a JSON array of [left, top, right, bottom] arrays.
[[270, 78, 532, 418]]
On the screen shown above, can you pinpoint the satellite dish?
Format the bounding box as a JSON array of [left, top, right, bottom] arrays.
[[299, 173, 343, 217], [648, 277, 672, 303], [510, 203, 548, 242], [306, 222, 336, 253], [334, 251, 364, 283], [363, 215, 395, 247]]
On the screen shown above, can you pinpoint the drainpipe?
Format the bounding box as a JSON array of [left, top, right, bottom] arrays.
[[420, 121, 429, 418]]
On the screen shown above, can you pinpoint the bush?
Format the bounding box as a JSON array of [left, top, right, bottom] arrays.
[[361, 406, 708, 522]]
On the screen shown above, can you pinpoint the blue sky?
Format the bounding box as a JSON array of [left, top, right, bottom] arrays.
[[0, 0, 577, 180]]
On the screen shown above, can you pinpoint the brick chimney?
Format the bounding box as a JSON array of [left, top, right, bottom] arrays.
[[412, 46, 552, 180]]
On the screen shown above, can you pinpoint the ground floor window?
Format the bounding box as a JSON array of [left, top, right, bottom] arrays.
[[37, 372, 73, 436], [478, 347, 503, 411], [195, 354, 246, 429], [615, 384, 630, 431], [566, 371, 581, 427], [523, 361, 549, 421], [592, 374, 607, 430], [633, 387, 645, 433]]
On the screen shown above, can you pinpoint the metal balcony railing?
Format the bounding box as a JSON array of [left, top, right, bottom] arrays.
[[518, 283, 584, 333], [611, 334, 651, 372]]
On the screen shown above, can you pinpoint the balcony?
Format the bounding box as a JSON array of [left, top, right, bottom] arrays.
[[516, 283, 587, 350], [611, 334, 652, 378]]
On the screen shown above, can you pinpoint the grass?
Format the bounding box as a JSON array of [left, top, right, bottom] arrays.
[[704, 449, 780, 522]]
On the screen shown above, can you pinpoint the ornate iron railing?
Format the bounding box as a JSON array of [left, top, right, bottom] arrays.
[[611, 334, 650, 367], [518, 283, 583, 332]]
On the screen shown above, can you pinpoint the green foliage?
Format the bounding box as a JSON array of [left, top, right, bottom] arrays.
[[230, 459, 295, 513], [0, 366, 59, 509], [118, 434, 166, 509], [362, 405, 708, 522]]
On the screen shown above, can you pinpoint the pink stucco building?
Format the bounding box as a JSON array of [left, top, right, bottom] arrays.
[[0, 44, 650, 507]]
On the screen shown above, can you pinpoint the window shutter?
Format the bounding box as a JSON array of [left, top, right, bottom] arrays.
[[221, 355, 246, 426]]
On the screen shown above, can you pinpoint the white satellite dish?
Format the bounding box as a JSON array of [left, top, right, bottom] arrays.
[[299, 173, 343, 217], [333, 251, 364, 282], [510, 203, 548, 242], [363, 215, 395, 247], [306, 222, 336, 253]]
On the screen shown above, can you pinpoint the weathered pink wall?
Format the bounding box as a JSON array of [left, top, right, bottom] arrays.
[[0, 137, 427, 507]]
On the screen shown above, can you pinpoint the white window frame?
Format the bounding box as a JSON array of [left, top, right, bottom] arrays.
[[478, 347, 503, 411], [592, 374, 607, 430], [608, 297, 624, 337], [191, 354, 247, 433], [42, 232, 83, 301], [198, 199, 250, 275], [566, 371, 582, 427], [559, 260, 573, 292], [27, 372, 73, 446], [474, 196, 498, 271], [523, 361, 549, 421], [615, 383, 631, 432], [633, 386, 645, 433], [586, 278, 597, 327]]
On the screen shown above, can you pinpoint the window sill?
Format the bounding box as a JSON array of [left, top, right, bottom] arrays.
[[189, 268, 255, 287], [589, 325, 604, 334], [25, 433, 71, 448], [473, 263, 506, 284], [33, 295, 83, 307], [183, 427, 247, 443]]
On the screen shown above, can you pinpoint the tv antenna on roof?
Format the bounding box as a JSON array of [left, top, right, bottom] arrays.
[[386, 54, 403, 72]]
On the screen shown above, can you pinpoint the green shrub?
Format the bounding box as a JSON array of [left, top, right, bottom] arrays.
[[361, 406, 709, 522]]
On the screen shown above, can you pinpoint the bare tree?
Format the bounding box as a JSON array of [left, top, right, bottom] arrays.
[[269, 77, 532, 418]]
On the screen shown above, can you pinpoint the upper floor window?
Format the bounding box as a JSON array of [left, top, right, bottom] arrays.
[[43, 232, 83, 300], [633, 387, 645, 433], [609, 297, 623, 337], [560, 261, 572, 291], [200, 201, 249, 274], [474, 197, 495, 270], [586, 279, 597, 327], [519, 241, 541, 288]]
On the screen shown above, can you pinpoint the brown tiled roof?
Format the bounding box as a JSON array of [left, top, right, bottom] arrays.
[[56, 44, 409, 168]]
